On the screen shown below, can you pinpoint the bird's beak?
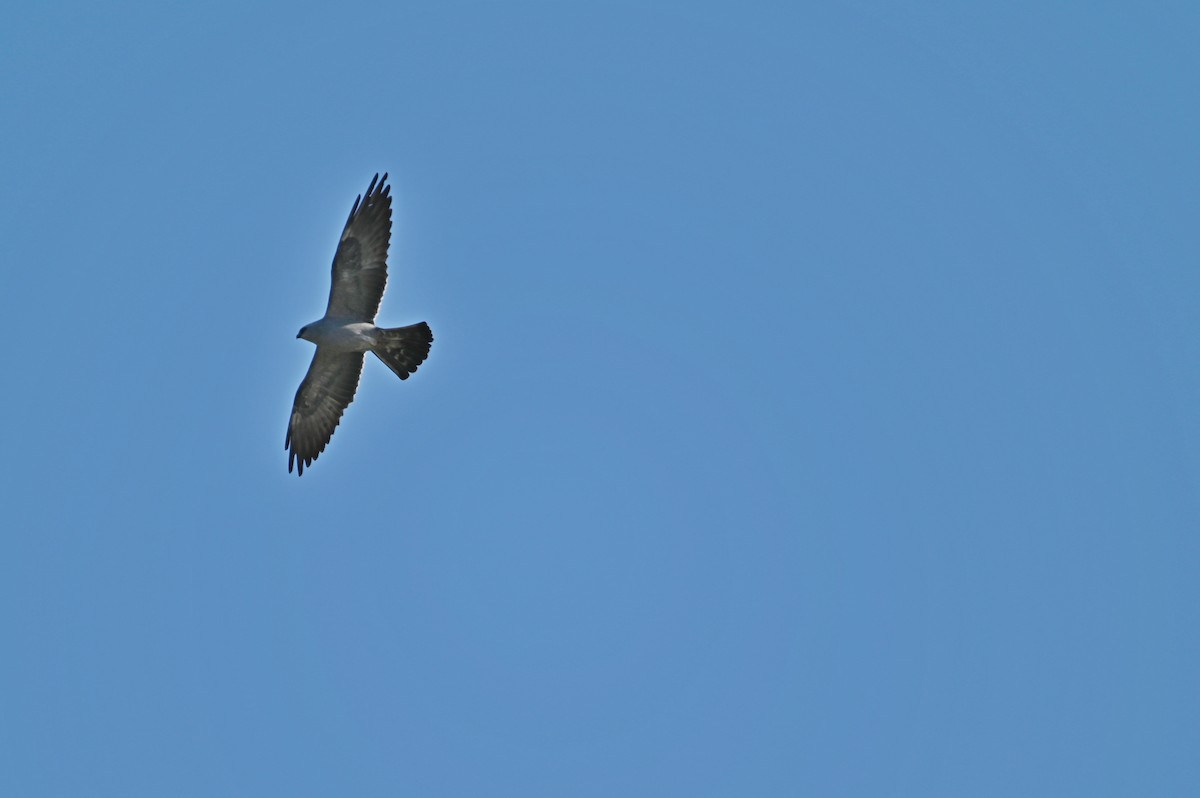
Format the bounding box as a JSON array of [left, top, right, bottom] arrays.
[[296, 332, 302, 339]]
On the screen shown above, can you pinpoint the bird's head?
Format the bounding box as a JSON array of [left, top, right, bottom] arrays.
[[296, 325, 309, 340]]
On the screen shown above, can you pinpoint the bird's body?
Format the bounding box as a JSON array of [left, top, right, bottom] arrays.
[[286, 173, 432, 476], [297, 319, 380, 353]]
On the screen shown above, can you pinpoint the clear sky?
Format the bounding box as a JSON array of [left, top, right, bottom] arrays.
[[2, 2, 1198, 795]]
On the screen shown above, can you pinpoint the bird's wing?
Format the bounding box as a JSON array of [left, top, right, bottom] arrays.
[[326, 173, 392, 322], [286, 348, 367, 475]]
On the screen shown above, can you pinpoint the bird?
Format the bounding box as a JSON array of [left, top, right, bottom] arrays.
[[286, 173, 433, 475]]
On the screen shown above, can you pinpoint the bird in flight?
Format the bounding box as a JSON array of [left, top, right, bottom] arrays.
[[286, 173, 433, 475]]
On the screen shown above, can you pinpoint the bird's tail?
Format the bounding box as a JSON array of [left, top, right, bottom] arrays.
[[371, 322, 433, 380]]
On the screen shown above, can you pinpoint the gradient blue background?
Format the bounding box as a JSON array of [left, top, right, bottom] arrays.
[[3, 2, 1198, 795]]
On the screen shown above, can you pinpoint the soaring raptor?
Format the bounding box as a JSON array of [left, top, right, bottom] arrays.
[[286, 173, 433, 475]]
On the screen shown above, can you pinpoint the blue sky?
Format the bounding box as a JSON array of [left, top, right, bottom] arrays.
[[2, 1, 1198, 795]]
